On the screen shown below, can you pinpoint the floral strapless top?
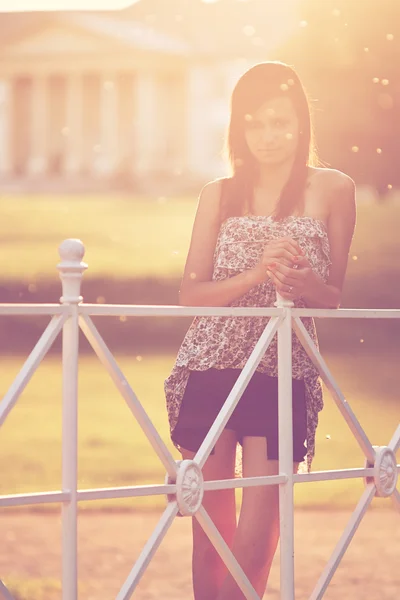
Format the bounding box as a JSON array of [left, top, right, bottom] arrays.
[[165, 215, 331, 473]]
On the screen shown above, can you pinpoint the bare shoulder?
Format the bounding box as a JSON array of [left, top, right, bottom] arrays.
[[199, 177, 225, 203], [310, 167, 355, 195], [309, 167, 356, 217], [196, 177, 226, 224]]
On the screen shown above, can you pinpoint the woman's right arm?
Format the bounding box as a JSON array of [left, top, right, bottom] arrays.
[[179, 180, 267, 307]]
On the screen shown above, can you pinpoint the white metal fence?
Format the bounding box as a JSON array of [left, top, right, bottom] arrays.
[[0, 238, 399, 600]]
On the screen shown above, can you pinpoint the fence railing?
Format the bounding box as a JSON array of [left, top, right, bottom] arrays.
[[0, 238, 399, 600]]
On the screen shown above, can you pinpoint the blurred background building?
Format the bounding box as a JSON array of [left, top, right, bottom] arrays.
[[0, 0, 399, 193]]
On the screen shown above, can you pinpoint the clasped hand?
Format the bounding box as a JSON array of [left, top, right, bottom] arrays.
[[257, 237, 314, 301]]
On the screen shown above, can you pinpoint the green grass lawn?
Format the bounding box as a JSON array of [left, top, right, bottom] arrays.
[[0, 351, 398, 511], [0, 191, 399, 282], [0, 194, 195, 281]]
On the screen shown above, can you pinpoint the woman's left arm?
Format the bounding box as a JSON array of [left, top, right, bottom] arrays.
[[302, 173, 356, 309]]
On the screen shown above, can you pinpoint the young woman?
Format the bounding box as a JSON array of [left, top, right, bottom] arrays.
[[164, 61, 356, 600]]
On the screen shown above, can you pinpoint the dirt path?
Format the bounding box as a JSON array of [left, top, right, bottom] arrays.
[[1, 508, 399, 599]]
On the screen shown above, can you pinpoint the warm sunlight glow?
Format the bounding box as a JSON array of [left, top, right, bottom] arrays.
[[0, 0, 138, 11]]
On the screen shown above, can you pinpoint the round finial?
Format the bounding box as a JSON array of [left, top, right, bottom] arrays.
[[57, 238, 87, 304], [58, 239, 85, 262], [374, 447, 398, 497], [365, 446, 398, 498], [176, 460, 204, 516], [164, 459, 204, 517]]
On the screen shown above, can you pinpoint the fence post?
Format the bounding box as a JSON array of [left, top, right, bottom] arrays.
[[57, 239, 87, 600], [275, 291, 295, 599]]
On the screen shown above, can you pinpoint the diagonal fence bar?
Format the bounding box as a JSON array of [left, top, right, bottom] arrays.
[[0, 579, 16, 600], [389, 423, 400, 454], [116, 502, 180, 600], [195, 506, 260, 600], [79, 314, 178, 478], [309, 482, 377, 600], [392, 488, 400, 512], [292, 317, 375, 463], [0, 314, 66, 428], [195, 315, 283, 468]]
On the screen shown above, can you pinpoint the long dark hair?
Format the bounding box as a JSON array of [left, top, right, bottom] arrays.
[[220, 61, 318, 222]]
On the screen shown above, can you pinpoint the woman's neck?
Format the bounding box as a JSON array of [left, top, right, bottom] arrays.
[[256, 158, 296, 191]]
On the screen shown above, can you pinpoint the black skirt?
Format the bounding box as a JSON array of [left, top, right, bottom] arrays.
[[172, 367, 307, 462]]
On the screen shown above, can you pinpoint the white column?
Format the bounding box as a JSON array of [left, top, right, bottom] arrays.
[[187, 66, 214, 177], [28, 75, 48, 175], [64, 74, 83, 175], [134, 72, 158, 174], [0, 78, 12, 176], [96, 74, 118, 175]]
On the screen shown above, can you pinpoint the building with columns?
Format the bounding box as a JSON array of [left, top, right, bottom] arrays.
[[0, 12, 244, 188]]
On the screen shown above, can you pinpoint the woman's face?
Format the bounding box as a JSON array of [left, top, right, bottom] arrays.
[[243, 95, 300, 166]]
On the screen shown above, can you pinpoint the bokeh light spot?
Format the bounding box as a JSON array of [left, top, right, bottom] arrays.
[[243, 25, 255, 37]]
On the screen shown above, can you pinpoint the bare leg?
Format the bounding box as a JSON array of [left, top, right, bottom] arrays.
[[181, 429, 237, 600], [216, 436, 299, 599]]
